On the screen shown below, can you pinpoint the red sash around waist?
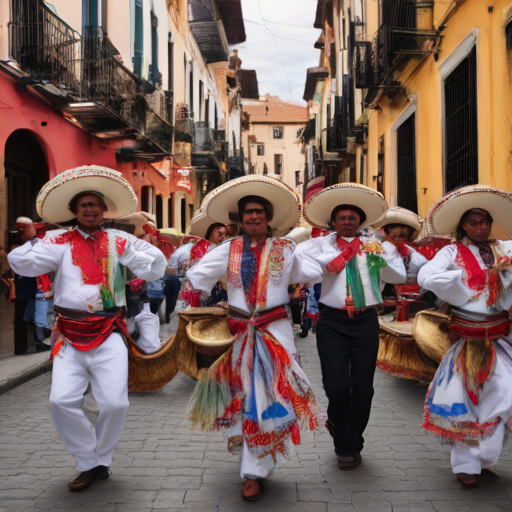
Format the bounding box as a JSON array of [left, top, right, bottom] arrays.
[[56, 310, 130, 352], [450, 311, 510, 341], [227, 305, 289, 335]]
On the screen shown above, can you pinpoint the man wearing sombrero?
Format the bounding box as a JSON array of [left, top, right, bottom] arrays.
[[169, 209, 226, 311], [418, 185, 512, 489], [295, 184, 407, 470], [186, 176, 324, 500], [373, 207, 429, 320], [8, 166, 167, 492]]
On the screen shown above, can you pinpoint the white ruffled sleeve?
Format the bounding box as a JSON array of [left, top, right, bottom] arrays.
[[290, 239, 324, 284], [187, 241, 230, 292], [7, 239, 65, 277], [417, 245, 472, 306], [379, 242, 407, 284], [118, 233, 167, 282]]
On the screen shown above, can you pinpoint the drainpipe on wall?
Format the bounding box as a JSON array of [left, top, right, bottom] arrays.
[[416, 1, 434, 31]]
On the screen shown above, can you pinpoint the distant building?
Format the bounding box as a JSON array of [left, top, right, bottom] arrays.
[[242, 95, 308, 199]]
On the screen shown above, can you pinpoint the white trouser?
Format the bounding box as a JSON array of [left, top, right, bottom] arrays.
[[451, 341, 512, 475], [451, 423, 507, 475], [49, 333, 129, 472], [240, 441, 275, 480]]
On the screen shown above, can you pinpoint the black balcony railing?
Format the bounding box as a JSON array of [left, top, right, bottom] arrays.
[[327, 96, 349, 152], [9, 0, 81, 88], [355, 0, 439, 92], [9, 0, 173, 153], [355, 41, 374, 89]]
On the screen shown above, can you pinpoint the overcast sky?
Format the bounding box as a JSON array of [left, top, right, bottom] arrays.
[[236, 0, 321, 105]]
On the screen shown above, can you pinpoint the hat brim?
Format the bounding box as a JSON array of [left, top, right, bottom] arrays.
[[305, 183, 387, 230], [186, 319, 235, 347], [428, 186, 512, 239], [373, 208, 422, 232], [37, 166, 138, 224], [205, 176, 300, 233], [188, 213, 221, 239]]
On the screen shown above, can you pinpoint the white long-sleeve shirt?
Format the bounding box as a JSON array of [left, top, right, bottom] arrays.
[[294, 232, 406, 309], [418, 241, 512, 314], [381, 241, 428, 283], [8, 227, 167, 313], [186, 236, 319, 354]]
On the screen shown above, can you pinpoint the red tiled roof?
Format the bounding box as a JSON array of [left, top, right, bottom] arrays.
[[244, 98, 308, 124]]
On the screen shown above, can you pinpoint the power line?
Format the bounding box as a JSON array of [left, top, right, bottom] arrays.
[[243, 17, 316, 30], [257, 0, 292, 93], [263, 18, 317, 29], [243, 19, 313, 46]]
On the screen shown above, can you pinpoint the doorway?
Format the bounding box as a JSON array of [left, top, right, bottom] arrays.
[[4, 130, 49, 237]]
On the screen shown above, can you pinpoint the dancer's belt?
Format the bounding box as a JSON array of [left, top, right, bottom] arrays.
[[54, 306, 129, 352], [227, 305, 289, 335], [450, 308, 510, 341]]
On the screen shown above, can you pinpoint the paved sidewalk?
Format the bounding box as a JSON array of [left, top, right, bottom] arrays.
[[0, 330, 511, 512]]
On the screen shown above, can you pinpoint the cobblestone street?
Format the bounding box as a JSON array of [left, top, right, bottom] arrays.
[[1, 330, 511, 512]]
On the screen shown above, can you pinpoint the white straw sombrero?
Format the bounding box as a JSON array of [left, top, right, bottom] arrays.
[[188, 210, 222, 239], [427, 185, 512, 239], [205, 175, 301, 233], [373, 207, 423, 238], [36, 165, 138, 224], [305, 183, 387, 230]]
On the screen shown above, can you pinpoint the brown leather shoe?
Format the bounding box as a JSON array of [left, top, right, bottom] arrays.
[[242, 479, 261, 501], [68, 467, 99, 492], [456, 473, 480, 489], [97, 465, 111, 480], [337, 453, 362, 470]]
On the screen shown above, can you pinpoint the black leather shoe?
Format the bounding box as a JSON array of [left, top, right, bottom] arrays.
[[97, 465, 111, 480], [35, 343, 51, 353], [68, 467, 99, 492]]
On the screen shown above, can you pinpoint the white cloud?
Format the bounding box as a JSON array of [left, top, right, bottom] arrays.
[[236, 0, 321, 104]]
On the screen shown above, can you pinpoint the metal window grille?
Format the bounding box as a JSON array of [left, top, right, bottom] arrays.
[[444, 47, 478, 192], [396, 113, 418, 213], [273, 127, 283, 139]]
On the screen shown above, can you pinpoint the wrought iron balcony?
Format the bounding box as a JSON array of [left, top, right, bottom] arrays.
[[355, 42, 375, 89], [355, 0, 439, 92], [8, 0, 173, 156], [326, 96, 349, 153]]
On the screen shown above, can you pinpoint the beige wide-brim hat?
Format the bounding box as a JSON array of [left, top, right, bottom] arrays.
[[186, 317, 235, 348], [427, 185, 512, 239], [205, 176, 301, 233], [305, 183, 387, 230], [160, 227, 183, 236], [373, 207, 423, 239], [188, 210, 222, 239], [36, 165, 138, 224]]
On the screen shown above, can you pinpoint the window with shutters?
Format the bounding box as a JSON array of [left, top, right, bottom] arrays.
[[272, 127, 283, 139], [444, 47, 478, 192], [396, 113, 418, 213], [257, 144, 264, 156]]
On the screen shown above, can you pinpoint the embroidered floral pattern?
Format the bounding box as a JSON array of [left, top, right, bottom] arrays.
[[228, 237, 243, 288], [267, 239, 293, 285]]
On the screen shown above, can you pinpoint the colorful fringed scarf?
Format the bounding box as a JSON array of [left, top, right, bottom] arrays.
[[339, 238, 386, 308], [187, 305, 324, 461]]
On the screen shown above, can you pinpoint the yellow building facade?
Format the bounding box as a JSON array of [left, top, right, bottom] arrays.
[[308, 0, 512, 220]]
